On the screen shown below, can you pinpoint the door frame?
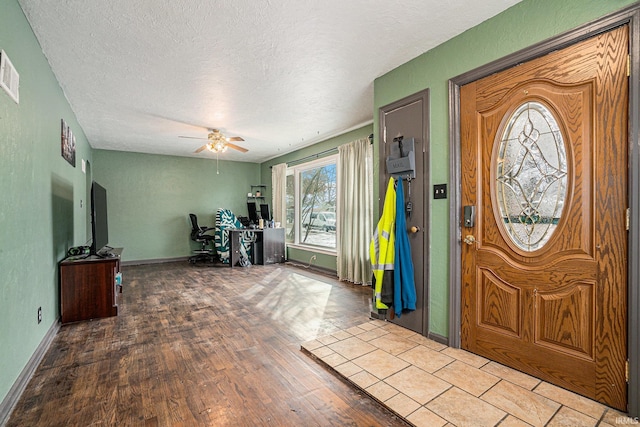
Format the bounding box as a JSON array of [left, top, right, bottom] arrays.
[[447, 5, 640, 416]]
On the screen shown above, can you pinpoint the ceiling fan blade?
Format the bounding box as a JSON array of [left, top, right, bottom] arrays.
[[194, 145, 208, 153], [227, 136, 244, 142], [226, 142, 248, 153], [179, 135, 208, 140]]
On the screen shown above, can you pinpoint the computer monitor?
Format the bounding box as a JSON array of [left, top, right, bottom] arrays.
[[260, 204, 270, 221], [247, 202, 259, 224]]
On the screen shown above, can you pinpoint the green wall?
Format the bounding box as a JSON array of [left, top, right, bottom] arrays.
[[0, 0, 94, 406], [373, 0, 638, 337], [2, 0, 637, 415], [93, 150, 261, 262], [260, 125, 373, 271]]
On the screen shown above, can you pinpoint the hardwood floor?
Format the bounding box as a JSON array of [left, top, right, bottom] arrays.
[[7, 262, 409, 426]]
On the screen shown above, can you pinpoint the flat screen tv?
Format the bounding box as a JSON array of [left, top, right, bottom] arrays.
[[90, 181, 110, 255]]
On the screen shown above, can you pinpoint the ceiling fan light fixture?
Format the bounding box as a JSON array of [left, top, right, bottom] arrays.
[[184, 128, 247, 154], [206, 140, 227, 153]]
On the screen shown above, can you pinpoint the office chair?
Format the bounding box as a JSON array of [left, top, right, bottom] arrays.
[[188, 213, 216, 264]]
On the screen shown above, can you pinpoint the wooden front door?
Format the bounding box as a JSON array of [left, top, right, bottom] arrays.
[[460, 26, 628, 410]]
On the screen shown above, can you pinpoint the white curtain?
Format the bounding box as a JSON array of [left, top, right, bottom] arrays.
[[271, 163, 287, 227], [337, 138, 373, 285]]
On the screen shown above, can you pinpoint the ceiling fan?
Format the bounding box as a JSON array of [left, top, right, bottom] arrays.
[[179, 129, 248, 154]]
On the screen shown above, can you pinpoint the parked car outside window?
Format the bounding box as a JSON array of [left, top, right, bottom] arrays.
[[302, 211, 336, 232]]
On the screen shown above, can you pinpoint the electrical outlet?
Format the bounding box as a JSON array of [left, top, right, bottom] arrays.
[[37, 307, 42, 324]]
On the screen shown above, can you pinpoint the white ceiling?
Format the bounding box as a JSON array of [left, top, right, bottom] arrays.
[[18, 0, 521, 163]]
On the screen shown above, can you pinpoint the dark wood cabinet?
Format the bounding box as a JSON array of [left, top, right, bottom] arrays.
[[229, 228, 285, 267], [257, 227, 286, 265], [59, 248, 123, 324]]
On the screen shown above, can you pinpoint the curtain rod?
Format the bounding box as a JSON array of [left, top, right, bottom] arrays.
[[270, 134, 374, 168], [286, 147, 338, 167]]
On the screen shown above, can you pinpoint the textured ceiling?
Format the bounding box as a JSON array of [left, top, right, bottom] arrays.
[[18, 0, 521, 162]]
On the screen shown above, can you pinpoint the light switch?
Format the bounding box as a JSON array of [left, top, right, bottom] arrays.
[[434, 184, 447, 199]]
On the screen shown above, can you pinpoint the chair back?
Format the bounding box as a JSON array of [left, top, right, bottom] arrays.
[[189, 213, 201, 240]]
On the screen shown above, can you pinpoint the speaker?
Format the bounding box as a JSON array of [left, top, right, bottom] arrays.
[[67, 246, 90, 256]]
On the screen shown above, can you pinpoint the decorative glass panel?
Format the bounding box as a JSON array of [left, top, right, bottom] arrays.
[[495, 101, 567, 251]]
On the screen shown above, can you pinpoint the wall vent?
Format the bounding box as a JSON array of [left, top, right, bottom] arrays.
[[0, 50, 19, 104]]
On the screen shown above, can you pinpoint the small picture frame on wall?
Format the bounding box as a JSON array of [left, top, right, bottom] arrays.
[[61, 119, 76, 167]]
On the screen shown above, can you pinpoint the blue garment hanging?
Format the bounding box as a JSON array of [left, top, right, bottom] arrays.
[[393, 177, 416, 317]]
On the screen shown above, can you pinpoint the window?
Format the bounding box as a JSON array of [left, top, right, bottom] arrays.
[[285, 155, 338, 251]]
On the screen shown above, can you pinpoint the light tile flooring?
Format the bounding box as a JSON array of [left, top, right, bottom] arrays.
[[301, 319, 631, 427]]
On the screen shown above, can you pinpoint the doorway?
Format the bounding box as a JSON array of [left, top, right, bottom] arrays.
[[460, 25, 628, 409], [378, 90, 429, 335], [449, 4, 640, 416]]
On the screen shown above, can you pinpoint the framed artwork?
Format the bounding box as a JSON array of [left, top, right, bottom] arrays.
[[61, 119, 76, 167]]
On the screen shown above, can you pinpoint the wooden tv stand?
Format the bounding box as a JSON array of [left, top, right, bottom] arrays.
[[59, 247, 123, 324]]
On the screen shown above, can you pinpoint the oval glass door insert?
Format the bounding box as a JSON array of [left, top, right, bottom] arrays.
[[495, 101, 567, 252]]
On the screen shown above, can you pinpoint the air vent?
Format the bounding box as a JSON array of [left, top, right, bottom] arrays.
[[0, 50, 19, 104]]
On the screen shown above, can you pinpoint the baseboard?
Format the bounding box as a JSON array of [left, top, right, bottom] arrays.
[[366, 314, 450, 347], [121, 256, 189, 266], [427, 331, 449, 347], [0, 320, 60, 426], [285, 260, 337, 277]]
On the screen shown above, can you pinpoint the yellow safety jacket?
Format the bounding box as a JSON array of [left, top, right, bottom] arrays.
[[370, 178, 396, 310]]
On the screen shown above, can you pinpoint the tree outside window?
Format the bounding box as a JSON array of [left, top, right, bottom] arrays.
[[285, 156, 337, 250]]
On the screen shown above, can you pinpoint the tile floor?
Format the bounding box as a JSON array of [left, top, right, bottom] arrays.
[[301, 319, 631, 427]]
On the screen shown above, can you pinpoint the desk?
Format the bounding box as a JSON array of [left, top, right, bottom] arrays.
[[229, 228, 285, 267]]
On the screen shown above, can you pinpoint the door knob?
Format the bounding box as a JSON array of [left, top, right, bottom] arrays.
[[464, 235, 476, 245], [409, 226, 420, 233]]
